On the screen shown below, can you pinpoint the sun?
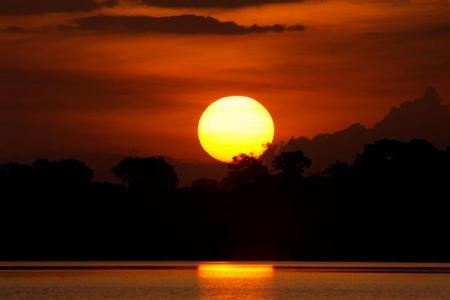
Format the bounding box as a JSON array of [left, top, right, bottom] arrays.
[[198, 96, 275, 163]]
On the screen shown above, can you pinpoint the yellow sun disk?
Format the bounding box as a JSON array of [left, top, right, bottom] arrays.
[[198, 96, 275, 162]]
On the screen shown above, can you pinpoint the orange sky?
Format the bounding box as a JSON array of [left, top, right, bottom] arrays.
[[0, 0, 449, 166]]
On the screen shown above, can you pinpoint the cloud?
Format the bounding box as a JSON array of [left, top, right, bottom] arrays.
[[0, 68, 183, 112], [0, 0, 117, 16], [429, 24, 450, 37], [2, 26, 29, 33], [366, 22, 450, 39], [61, 14, 305, 34], [137, 0, 303, 8]]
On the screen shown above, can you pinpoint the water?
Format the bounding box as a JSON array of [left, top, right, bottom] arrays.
[[0, 262, 449, 299]]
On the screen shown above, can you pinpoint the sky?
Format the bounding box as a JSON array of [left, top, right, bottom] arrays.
[[0, 0, 449, 169]]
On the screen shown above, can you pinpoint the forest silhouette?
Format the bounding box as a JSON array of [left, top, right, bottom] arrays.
[[1, 138, 449, 261]]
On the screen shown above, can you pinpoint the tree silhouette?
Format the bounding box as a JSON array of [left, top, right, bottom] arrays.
[[33, 159, 94, 188], [112, 156, 178, 193], [0, 162, 35, 197], [445, 146, 450, 167], [222, 154, 269, 190], [324, 160, 351, 179], [274, 150, 311, 183], [191, 178, 221, 193], [353, 139, 440, 179], [1, 138, 450, 261]]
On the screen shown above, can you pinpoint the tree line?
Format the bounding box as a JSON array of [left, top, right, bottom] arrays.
[[0, 139, 449, 261]]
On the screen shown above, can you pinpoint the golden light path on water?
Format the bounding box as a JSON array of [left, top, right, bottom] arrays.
[[198, 263, 275, 299]]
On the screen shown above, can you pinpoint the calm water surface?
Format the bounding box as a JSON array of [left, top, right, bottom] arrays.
[[0, 262, 449, 299]]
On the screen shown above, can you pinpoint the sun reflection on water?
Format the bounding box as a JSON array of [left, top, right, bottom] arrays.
[[198, 263, 274, 278], [198, 263, 274, 299]]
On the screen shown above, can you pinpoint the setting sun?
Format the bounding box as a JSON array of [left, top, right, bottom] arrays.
[[198, 96, 275, 163]]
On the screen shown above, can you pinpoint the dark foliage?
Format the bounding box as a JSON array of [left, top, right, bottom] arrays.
[[0, 139, 449, 261], [112, 156, 178, 193], [274, 150, 311, 184], [222, 154, 270, 190]]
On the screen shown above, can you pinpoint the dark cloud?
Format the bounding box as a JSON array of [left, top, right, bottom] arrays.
[[0, 68, 182, 112], [429, 24, 450, 37], [61, 14, 305, 34], [0, 0, 117, 16], [366, 22, 450, 39], [138, 0, 303, 8], [2, 26, 29, 33]]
